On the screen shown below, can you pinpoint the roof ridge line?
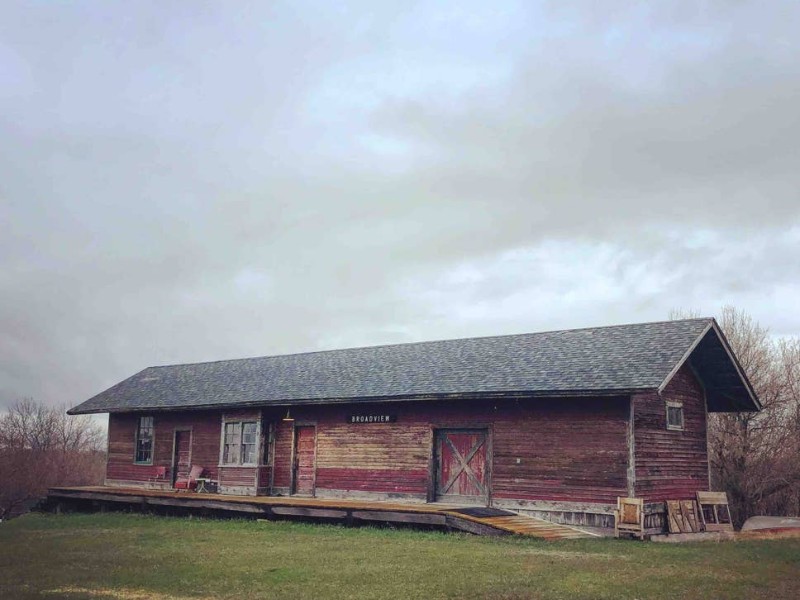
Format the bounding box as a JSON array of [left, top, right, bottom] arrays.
[[146, 317, 715, 371]]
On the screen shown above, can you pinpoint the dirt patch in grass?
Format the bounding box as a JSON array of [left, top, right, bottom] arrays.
[[738, 529, 800, 541], [45, 587, 217, 600]]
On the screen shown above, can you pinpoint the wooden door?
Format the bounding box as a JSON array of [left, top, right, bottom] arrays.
[[172, 430, 191, 487], [292, 425, 316, 496], [435, 429, 489, 504]]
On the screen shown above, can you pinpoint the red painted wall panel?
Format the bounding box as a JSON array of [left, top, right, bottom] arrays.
[[219, 466, 256, 488], [272, 418, 294, 489], [633, 364, 710, 501], [315, 468, 429, 493], [269, 397, 630, 504], [107, 410, 261, 489], [106, 384, 710, 506]]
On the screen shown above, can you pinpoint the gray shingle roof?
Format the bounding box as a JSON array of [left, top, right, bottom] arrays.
[[69, 317, 761, 415]]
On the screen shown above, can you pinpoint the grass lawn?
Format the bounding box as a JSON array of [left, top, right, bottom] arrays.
[[1, 513, 799, 599]]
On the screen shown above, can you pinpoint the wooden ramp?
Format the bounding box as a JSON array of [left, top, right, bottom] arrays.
[[444, 506, 595, 540], [478, 514, 596, 539], [46, 486, 594, 541]]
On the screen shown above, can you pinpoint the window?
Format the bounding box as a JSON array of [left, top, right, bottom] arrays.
[[241, 422, 257, 464], [135, 416, 154, 464], [223, 422, 241, 464], [666, 401, 684, 431], [222, 421, 258, 465]]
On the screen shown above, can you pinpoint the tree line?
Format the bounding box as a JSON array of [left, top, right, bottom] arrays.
[[700, 306, 800, 526], [0, 399, 105, 520]]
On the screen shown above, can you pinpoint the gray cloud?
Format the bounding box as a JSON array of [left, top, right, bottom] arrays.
[[1, 1, 799, 411]]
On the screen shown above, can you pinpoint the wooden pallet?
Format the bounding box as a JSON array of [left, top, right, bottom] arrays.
[[666, 500, 701, 533]]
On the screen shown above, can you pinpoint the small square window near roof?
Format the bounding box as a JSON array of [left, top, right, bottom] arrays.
[[666, 401, 684, 431]]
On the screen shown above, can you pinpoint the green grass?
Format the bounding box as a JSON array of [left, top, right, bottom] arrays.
[[1, 513, 799, 599]]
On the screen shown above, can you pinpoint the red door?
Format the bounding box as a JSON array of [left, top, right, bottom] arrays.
[[435, 429, 489, 504], [172, 430, 191, 487], [293, 426, 316, 496]]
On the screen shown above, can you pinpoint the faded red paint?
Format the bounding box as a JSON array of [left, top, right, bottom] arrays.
[[173, 431, 191, 485], [436, 429, 488, 499], [270, 396, 630, 505], [105, 386, 710, 507], [293, 425, 316, 495], [271, 419, 293, 490], [106, 410, 263, 491], [633, 364, 709, 501], [219, 466, 257, 489], [315, 468, 428, 493]]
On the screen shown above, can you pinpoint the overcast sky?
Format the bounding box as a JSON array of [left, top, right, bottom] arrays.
[[2, 1, 799, 411]]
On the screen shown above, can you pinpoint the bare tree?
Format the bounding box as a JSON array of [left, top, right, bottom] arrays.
[[0, 399, 106, 520], [672, 307, 800, 525]]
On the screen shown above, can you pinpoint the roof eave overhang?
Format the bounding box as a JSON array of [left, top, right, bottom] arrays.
[[67, 387, 646, 416], [656, 319, 761, 412]]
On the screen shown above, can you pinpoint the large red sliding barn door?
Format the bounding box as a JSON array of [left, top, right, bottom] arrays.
[[435, 429, 489, 504], [292, 425, 316, 496]]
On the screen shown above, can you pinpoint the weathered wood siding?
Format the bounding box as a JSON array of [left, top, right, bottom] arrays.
[[106, 409, 265, 494], [271, 416, 294, 492], [270, 397, 629, 504], [633, 364, 709, 501], [105, 385, 709, 509], [217, 410, 261, 494], [315, 420, 430, 495], [107, 411, 220, 485]]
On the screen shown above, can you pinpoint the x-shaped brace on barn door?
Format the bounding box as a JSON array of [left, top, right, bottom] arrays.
[[440, 434, 486, 496]]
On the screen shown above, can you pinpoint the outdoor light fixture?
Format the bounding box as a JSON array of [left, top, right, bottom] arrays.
[[282, 408, 294, 422]]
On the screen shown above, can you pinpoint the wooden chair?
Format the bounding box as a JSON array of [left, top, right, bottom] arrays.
[[174, 465, 204, 491], [614, 497, 645, 540], [696, 491, 734, 532]]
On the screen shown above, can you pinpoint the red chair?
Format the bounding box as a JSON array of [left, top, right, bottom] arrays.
[[174, 465, 204, 491], [148, 466, 167, 488]]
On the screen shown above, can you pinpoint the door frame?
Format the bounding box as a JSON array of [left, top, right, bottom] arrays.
[[170, 427, 193, 487], [430, 425, 492, 506], [289, 421, 317, 497]]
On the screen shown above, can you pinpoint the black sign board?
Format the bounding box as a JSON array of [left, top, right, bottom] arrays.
[[348, 414, 396, 424]]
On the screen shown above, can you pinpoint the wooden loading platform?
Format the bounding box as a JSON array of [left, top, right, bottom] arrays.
[[46, 486, 596, 541]]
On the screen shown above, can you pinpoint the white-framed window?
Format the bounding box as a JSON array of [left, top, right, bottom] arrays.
[[221, 420, 259, 465], [666, 401, 684, 431], [134, 416, 154, 464]]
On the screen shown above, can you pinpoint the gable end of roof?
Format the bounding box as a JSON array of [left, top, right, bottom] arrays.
[[658, 318, 760, 412]]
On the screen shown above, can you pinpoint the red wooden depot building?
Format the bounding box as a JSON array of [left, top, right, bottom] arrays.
[[68, 318, 759, 529]]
